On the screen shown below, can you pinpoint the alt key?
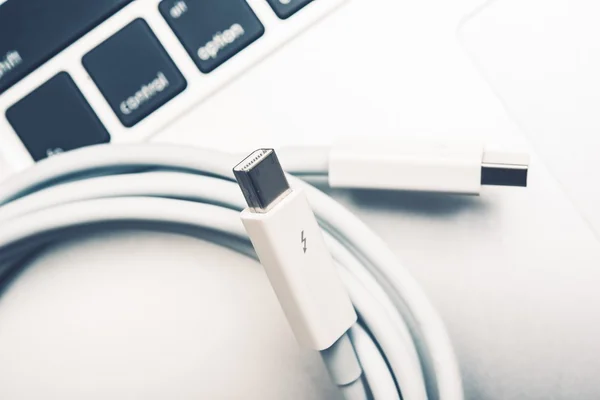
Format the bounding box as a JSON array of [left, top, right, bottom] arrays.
[[159, 0, 265, 73]]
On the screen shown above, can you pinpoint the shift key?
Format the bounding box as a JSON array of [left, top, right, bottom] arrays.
[[0, 0, 134, 95], [159, 0, 265, 73], [82, 19, 187, 127]]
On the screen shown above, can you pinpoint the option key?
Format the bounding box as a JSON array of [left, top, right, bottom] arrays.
[[159, 0, 264, 73]]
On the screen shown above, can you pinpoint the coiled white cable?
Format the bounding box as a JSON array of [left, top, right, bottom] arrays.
[[0, 144, 463, 400]]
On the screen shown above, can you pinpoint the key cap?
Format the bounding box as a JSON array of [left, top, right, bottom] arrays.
[[6, 72, 110, 161], [266, 0, 313, 19], [0, 0, 134, 95], [159, 0, 265, 73], [82, 19, 187, 128]]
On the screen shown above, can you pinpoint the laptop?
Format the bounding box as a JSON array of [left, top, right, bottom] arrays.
[[0, 0, 347, 176], [460, 0, 600, 239]]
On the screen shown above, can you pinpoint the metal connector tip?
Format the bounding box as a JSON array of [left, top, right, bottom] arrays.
[[233, 149, 291, 212], [481, 164, 528, 187], [481, 149, 529, 187]]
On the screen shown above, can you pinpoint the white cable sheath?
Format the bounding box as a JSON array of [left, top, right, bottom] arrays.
[[349, 325, 400, 400], [0, 144, 464, 400]]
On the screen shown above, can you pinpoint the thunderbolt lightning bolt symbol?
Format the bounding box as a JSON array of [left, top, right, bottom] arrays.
[[301, 230, 307, 254]]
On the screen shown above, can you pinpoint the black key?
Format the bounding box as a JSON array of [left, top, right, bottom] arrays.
[[82, 19, 187, 128], [0, 0, 133, 95], [159, 0, 265, 73], [266, 0, 313, 19], [6, 72, 110, 161]]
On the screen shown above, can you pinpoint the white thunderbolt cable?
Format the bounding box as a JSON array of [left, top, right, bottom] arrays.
[[0, 140, 529, 400]]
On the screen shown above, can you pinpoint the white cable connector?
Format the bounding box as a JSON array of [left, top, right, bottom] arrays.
[[233, 149, 357, 351], [328, 138, 529, 195]]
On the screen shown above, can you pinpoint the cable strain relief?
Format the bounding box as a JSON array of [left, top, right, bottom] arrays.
[[320, 331, 363, 386]]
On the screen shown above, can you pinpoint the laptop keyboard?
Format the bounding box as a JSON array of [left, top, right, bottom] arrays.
[[0, 0, 347, 174]]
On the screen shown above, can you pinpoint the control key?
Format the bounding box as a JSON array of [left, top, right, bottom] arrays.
[[83, 19, 187, 127]]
